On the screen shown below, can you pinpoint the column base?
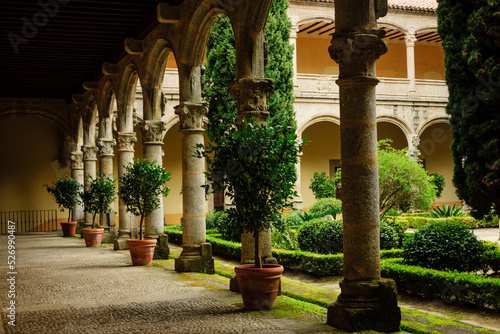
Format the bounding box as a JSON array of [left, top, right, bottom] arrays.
[[327, 279, 401, 333], [101, 227, 118, 244], [175, 243, 214, 273], [153, 234, 170, 259], [114, 238, 130, 250]]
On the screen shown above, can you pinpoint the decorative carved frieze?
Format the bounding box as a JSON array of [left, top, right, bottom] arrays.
[[174, 102, 208, 131], [230, 78, 274, 120], [70, 151, 84, 170], [329, 30, 388, 66], [407, 134, 421, 159], [117, 132, 137, 152], [141, 120, 166, 145], [81, 145, 98, 161], [97, 138, 116, 157]]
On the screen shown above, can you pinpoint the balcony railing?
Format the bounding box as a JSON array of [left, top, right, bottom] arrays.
[[0, 210, 58, 234]]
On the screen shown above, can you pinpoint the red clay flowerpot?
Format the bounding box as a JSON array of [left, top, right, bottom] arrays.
[[82, 227, 104, 247], [127, 239, 157, 266], [60, 221, 77, 237], [234, 264, 284, 311]]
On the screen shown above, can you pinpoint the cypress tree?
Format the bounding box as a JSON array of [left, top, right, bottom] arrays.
[[437, 0, 500, 218], [204, 0, 296, 142]]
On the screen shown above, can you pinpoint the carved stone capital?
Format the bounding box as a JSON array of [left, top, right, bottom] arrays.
[[81, 145, 98, 162], [70, 151, 84, 170], [174, 102, 208, 132], [405, 33, 417, 45], [117, 132, 137, 152], [97, 138, 116, 157], [329, 30, 388, 66], [141, 120, 166, 145], [230, 78, 274, 121]]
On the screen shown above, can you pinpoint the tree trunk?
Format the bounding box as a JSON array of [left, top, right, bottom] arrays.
[[254, 231, 262, 268]]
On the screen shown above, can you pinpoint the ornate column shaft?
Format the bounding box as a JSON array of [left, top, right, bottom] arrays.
[[405, 28, 418, 96], [70, 151, 84, 223], [174, 102, 214, 273], [406, 134, 421, 160], [97, 138, 117, 243], [114, 132, 137, 250], [230, 78, 275, 267], [294, 151, 304, 210], [290, 21, 299, 92], [82, 145, 98, 228], [141, 120, 166, 239], [326, 1, 401, 331]]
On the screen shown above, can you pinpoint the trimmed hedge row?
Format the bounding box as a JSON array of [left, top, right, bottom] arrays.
[[381, 258, 500, 310], [387, 215, 496, 233]]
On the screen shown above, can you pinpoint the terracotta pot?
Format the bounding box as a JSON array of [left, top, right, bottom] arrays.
[[60, 221, 77, 237], [127, 239, 157, 266], [234, 264, 284, 311], [82, 227, 104, 247]]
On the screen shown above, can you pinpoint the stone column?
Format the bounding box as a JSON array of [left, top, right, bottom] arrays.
[[290, 20, 299, 93], [70, 151, 84, 223], [174, 102, 214, 273], [141, 120, 166, 239], [82, 145, 98, 229], [230, 78, 275, 265], [97, 138, 117, 243], [114, 132, 137, 250], [326, 0, 401, 332], [406, 134, 421, 160], [405, 27, 418, 97]]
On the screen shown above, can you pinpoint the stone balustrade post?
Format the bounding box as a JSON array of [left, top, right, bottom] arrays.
[[114, 132, 137, 250], [141, 120, 166, 239], [97, 138, 117, 243], [405, 27, 418, 97], [82, 145, 98, 229], [174, 102, 214, 273]]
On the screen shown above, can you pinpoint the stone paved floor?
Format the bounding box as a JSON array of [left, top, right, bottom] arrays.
[[0, 233, 340, 334]]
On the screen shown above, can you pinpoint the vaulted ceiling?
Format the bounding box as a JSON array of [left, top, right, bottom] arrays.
[[0, 1, 183, 99]]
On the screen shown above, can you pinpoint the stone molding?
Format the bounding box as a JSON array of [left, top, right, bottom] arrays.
[[141, 120, 166, 145], [329, 30, 388, 66], [97, 138, 116, 157], [230, 78, 274, 120], [174, 102, 208, 132], [70, 151, 84, 170], [81, 145, 98, 162], [117, 132, 137, 152]]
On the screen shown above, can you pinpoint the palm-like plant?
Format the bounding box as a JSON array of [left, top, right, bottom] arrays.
[[430, 204, 466, 218], [119, 159, 171, 240]]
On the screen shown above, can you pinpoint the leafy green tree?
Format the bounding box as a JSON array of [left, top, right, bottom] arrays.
[[437, 0, 500, 218], [119, 159, 171, 240], [43, 175, 82, 222], [309, 172, 337, 199], [81, 172, 117, 229], [196, 119, 303, 268], [204, 0, 296, 141], [336, 140, 437, 219], [429, 172, 445, 198]]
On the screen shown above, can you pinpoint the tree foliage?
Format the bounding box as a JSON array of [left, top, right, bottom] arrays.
[[437, 0, 500, 218], [196, 119, 303, 268], [309, 172, 337, 199], [204, 0, 296, 142], [81, 172, 117, 229], [119, 159, 171, 240], [43, 175, 82, 222]]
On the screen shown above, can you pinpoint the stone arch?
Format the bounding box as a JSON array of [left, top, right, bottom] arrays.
[[416, 115, 450, 136], [377, 115, 414, 137], [117, 63, 140, 132], [98, 80, 116, 118], [377, 115, 414, 149], [377, 20, 408, 35], [297, 113, 340, 139], [415, 26, 438, 35], [83, 94, 98, 145], [296, 15, 334, 27]]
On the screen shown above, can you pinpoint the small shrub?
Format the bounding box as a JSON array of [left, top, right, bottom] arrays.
[[431, 204, 466, 218], [298, 218, 343, 254], [297, 211, 322, 221], [380, 222, 398, 250], [271, 227, 299, 251], [429, 172, 445, 198], [308, 198, 342, 218], [214, 211, 240, 242], [403, 221, 486, 272], [309, 171, 336, 199], [284, 211, 304, 226]]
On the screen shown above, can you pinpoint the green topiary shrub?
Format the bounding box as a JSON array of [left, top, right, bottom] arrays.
[[403, 221, 486, 272], [297, 218, 343, 254], [308, 198, 342, 218], [284, 211, 304, 226], [380, 222, 398, 250], [309, 171, 337, 199]]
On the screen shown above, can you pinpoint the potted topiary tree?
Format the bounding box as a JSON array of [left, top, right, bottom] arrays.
[[119, 158, 171, 266], [43, 175, 82, 237], [80, 172, 117, 247], [196, 119, 303, 310]]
